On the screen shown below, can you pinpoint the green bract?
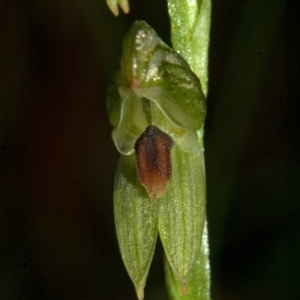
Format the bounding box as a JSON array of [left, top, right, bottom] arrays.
[[106, 21, 206, 155]]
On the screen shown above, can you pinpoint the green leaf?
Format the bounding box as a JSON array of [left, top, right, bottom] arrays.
[[114, 153, 160, 299]]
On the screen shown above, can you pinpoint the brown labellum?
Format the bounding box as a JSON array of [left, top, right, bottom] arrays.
[[135, 125, 173, 199]]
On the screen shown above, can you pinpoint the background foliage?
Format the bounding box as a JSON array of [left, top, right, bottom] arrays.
[[0, 0, 298, 299]]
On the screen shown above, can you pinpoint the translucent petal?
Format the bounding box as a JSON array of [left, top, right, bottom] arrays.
[[112, 88, 148, 155]]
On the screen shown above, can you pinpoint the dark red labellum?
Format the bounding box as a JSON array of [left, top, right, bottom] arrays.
[[134, 125, 173, 199]]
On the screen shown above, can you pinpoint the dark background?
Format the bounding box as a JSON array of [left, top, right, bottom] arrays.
[[0, 0, 299, 299]]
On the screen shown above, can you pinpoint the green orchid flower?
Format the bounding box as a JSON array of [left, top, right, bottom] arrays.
[[107, 21, 207, 299]]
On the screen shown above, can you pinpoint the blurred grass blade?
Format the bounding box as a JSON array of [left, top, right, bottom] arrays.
[[165, 221, 210, 300], [114, 153, 160, 299], [158, 144, 206, 291]]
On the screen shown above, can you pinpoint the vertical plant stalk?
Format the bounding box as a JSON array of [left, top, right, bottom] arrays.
[[166, 0, 211, 299], [168, 0, 211, 96]]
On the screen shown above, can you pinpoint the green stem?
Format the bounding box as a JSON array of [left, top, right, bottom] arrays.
[[166, 1, 211, 299]]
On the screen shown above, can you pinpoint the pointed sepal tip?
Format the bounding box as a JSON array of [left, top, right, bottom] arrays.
[[106, 0, 129, 16]]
